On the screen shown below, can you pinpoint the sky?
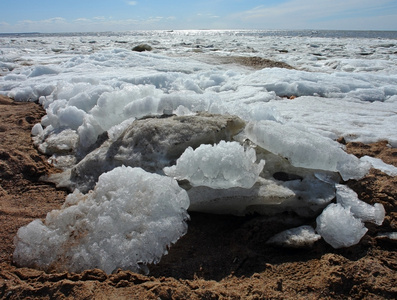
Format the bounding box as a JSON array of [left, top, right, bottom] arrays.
[[1, 0, 397, 33]]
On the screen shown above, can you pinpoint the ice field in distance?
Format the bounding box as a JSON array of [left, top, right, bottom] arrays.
[[1, 30, 396, 273]]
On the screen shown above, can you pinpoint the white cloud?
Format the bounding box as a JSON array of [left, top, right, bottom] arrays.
[[0, 17, 69, 33], [18, 17, 66, 25], [17, 17, 66, 27], [74, 18, 92, 23], [127, 1, 138, 5], [231, 0, 397, 30], [0, 14, 180, 32], [46, 17, 66, 23]]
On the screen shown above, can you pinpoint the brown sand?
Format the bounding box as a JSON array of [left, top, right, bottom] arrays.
[[219, 56, 295, 70], [0, 94, 396, 299]]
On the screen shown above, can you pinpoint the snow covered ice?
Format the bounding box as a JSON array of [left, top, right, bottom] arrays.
[[163, 141, 265, 189], [1, 30, 396, 272], [13, 166, 190, 274]]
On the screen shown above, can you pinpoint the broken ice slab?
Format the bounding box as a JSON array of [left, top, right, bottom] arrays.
[[336, 184, 385, 225], [187, 173, 336, 217], [187, 177, 295, 216], [244, 120, 370, 180], [360, 155, 397, 176]]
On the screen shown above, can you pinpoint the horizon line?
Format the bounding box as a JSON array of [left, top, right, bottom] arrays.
[[2, 28, 397, 35]]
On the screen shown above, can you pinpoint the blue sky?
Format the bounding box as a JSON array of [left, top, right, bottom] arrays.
[[1, 0, 396, 33]]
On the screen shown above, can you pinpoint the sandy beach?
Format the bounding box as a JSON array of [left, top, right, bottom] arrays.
[[0, 94, 396, 299]]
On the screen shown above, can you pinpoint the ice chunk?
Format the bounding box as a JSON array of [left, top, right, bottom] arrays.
[[107, 117, 136, 142], [29, 65, 60, 77], [245, 120, 370, 180], [31, 123, 43, 136], [164, 141, 265, 189], [187, 174, 335, 217], [316, 203, 368, 249], [13, 166, 190, 274], [376, 232, 397, 240], [191, 145, 337, 217], [9, 86, 38, 102], [347, 88, 385, 102], [58, 106, 86, 130], [266, 225, 321, 248], [37, 129, 78, 156], [360, 155, 397, 176], [76, 84, 163, 151], [282, 175, 336, 206], [123, 95, 161, 119], [336, 184, 385, 225], [59, 83, 112, 113]]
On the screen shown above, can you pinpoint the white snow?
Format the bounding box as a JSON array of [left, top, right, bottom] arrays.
[[1, 30, 396, 271], [13, 166, 190, 274]]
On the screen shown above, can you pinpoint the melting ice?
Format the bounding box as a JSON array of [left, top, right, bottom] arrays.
[[1, 30, 396, 273]]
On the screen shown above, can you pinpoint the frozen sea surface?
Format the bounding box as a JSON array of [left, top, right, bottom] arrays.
[[1, 30, 396, 272], [1, 30, 396, 147]]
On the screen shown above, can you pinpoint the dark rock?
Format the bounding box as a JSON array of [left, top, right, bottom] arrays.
[[68, 112, 245, 192], [132, 44, 152, 52]]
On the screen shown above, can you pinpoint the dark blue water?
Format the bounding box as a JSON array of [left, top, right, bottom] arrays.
[[253, 30, 397, 39], [1, 30, 397, 40]]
